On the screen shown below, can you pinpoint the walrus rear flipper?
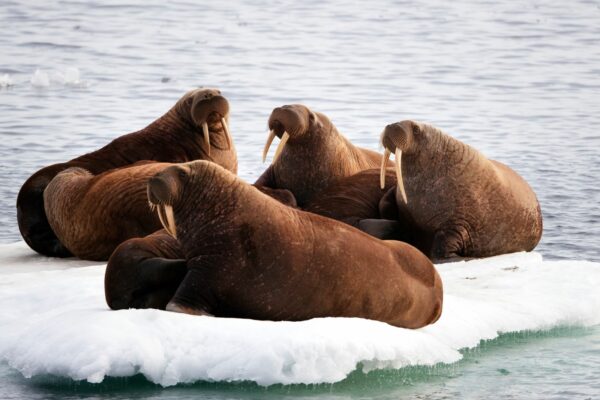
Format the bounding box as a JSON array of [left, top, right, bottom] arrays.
[[17, 165, 72, 257]]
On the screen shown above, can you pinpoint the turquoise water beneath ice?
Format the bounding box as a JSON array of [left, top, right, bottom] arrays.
[[1, 0, 599, 398]]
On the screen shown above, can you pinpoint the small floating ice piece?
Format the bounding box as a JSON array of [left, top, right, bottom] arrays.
[[63, 67, 80, 85], [30, 69, 50, 87], [0, 74, 12, 87]]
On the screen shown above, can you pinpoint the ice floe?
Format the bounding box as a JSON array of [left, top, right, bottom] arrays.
[[0, 242, 598, 386]]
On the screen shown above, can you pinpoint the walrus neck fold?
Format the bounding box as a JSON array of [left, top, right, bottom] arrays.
[[173, 164, 270, 262]]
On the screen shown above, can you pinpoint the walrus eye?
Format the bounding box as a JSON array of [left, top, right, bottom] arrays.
[[178, 169, 188, 180]]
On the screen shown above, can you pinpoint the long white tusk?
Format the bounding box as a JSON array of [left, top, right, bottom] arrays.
[[395, 148, 408, 204], [156, 205, 169, 234], [380, 148, 391, 189], [221, 117, 232, 149], [262, 129, 277, 163], [272, 131, 290, 164], [156, 205, 176, 238], [202, 121, 210, 156], [165, 205, 177, 239]]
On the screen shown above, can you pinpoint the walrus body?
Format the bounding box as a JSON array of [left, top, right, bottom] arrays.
[[44, 162, 175, 261], [256, 104, 390, 206], [104, 183, 297, 305], [132, 160, 442, 329], [378, 120, 543, 260], [17, 88, 236, 257], [304, 168, 403, 238]]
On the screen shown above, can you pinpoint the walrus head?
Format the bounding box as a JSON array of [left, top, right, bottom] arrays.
[[379, 120, 425, 204], [147, 161, 239, 243], [262, 104, 330, 163], [175, 88, 232, 156], [147, 165, 191, 238]]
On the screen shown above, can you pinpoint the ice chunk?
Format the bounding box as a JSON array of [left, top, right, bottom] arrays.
[[0, 74, 12, 88], [30, 69, 49, 87], [0, 242, 598, 386]]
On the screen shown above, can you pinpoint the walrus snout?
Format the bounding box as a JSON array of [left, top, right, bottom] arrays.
[[147, 165, 190, 238], [263, 105, 312, 163], [184, 88, 232, 156], [381, 122, 414, 153], [380, 122, 412, 202], [268, 105, 309, 137]]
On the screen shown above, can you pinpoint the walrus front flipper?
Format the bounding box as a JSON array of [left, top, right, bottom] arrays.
[[166, 268, 215, 317], [255, 186, 297, 207], [357, 219, 412, 241], [105, 231, 187, 310], [378, 187, 399, 220], [430, 228, 469, 262], [17, 164, 72, 257]]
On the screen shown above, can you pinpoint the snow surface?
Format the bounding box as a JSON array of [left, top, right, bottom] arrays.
[[0, 242, 599, 387]]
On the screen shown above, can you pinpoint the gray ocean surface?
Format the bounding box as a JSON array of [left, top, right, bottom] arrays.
[[1, 0, 599, 399]]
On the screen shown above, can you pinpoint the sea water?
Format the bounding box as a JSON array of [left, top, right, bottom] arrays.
[[1, 1, 599, 398]]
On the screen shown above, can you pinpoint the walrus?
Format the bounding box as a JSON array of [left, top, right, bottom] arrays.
[[256, 104, 391, 206], [17, 88, 236, 257], [43, 162, 175, 261], [377, 120, 543, 260], [104, 184, 298, 307], [136, 160, 442, 329]]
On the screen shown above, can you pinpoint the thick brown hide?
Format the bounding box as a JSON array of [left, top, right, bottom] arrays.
[[256, 104, 390, 206], [379, 120, 543, 261], [147, 161, 443, 329], [17, 88, 237, 257]]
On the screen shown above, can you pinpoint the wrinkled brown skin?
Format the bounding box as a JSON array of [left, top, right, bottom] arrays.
[[138, 161, 443, 329], [17, 88, 237, 257], [44, 162, 174, 261], [104, 184, 297, 310], [255, 104, 390, 206], [378, 120, 543, 261], [303, 168, 407, 239]]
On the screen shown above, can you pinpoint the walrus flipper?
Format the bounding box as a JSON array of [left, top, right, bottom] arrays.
[[166, 268, 215, 317], [105, 231, 187, 310], [357, 219, 410, 241]]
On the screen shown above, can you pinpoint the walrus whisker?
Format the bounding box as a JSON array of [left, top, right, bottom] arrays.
[[221, 117, 232, 150], [380, 148, 391, 189], [262, 129, 276, 163], [395, 148, 408, 204], [272, 131, 290, 164], [202, 121, 210, 156]]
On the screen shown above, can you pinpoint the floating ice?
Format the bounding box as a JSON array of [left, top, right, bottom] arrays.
[[0, 74, 12, 88], [54, 67, 81, 85], [0, 242, 598, 386], [30, 69, 50, 87]]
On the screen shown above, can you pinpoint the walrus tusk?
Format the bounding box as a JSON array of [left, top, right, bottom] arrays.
[[165, 204, 177, 239], [380, 148, 391, 189], [156, 205, 169, 234], [202, 122, 210, 156], [221, 117, 232, 150], [272, 131, 290, 164], [262, 130, 276, 163], [156, 205, 177, 238], [395, 148, 408, 204]]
